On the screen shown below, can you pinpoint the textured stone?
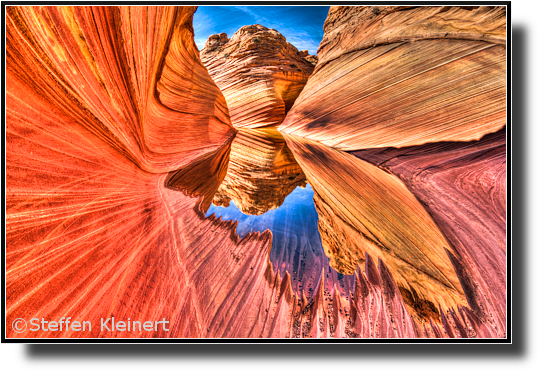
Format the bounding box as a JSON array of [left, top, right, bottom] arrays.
[[279, 6, 506, 150], [283, 134, 469, 322], [352, 127, 507, 336], [7, 6, 235, 174], [166, 139, 233, 213], [6, 5, 504, 339], [4, 5, 349, 339], [201, 24, 315, 129]]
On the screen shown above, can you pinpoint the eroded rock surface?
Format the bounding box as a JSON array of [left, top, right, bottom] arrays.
[[201, 25, 315, 129], [279, 6, 506, 150], [6, 5, 505, 339], [283, 134, 469, 322], [7, 6, 235, 173], [352, 127, 507, 336]]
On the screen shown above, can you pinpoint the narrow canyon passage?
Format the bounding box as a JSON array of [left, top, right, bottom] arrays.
[[5, 5, 507, 339]]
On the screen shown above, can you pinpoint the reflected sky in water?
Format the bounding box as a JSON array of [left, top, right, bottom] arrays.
[[207, 177, 354, 297], [206, 183, 316, 238]]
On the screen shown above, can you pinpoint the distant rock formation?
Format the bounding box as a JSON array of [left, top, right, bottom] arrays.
[[279, 6, 506, 150], [299, 49, 318, 65], [201, 24, 316, 129]]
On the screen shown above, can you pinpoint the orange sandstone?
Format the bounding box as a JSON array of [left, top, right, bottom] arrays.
[[201, 25, 315, 129]]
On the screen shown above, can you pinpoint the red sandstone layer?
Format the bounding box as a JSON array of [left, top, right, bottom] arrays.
[[7, 6, 235, 174]]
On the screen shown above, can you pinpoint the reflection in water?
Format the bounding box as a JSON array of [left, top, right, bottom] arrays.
[[284, 134, 469, 321], [205, 129, 355, 297], [212, 127, 307, 215], [165, 139, 232, 212], [168, 126, 468, 322], [207, 183, 354, 297], [208, 184, 313, 238]]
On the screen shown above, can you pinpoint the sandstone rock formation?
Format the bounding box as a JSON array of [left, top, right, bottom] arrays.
[[166, 138, 233, 213], [299, 49, 318, 65], [279, 6, 506, 150], [7, 6, 235, 174], [201, 25, 315, 129], [284, 134, 469, 322], [5, 4, 359, 339], [276, 6, 507, 334], [352, 126, 507, 336], [211, 128, 307, 215], [6, 5, 506, 339]]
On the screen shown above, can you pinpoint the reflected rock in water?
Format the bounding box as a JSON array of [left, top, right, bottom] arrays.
[[284, 134, 469, 322], [352, 127, 507, 334], [204, 128, 355, 298], [207, 183, 355, 299], [212, 127, 307, 215], [166, 138, 233, 212]]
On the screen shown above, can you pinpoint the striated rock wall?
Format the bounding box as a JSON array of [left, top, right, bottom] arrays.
[[6, 5, 505, 339], [201, 24, 315, 129], [279, 6, 506, 150], [165, 138, 233, 213], [7, 6, 235, 174], [6, 5, 298, 338], [352, 127, 507, 337], [277, 5, 507, 336]]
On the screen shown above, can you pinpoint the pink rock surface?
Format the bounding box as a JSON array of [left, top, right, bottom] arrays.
[[283, 134, 470, 323], [353, 127, 507, 337]]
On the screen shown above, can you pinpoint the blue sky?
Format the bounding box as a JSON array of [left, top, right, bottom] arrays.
[[193, 6, 330, 55]]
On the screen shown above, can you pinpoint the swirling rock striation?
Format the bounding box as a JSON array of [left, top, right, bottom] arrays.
[[7, 6, 235, 174], [165, 138, 233, 213], [6, 5, 504, 339], [201, 24, 315, 129], [279, 6, 506, 150], [352, 127, 507, 336]]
